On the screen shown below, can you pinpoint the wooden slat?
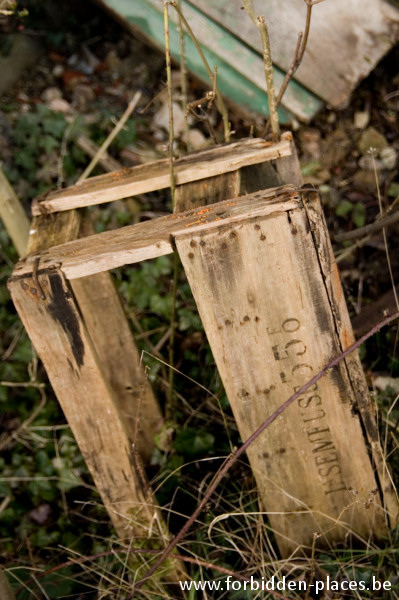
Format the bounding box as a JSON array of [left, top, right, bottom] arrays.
[[0, 168, 30, 257], [8, 272, 160, 534], [8, 269, 184, 583], [72, 218, 163, 463], [16, 186, 300, 280], [31, 136, 292, 215], [192, 0, 399, 108], [302, 191, 399, 527], [26, 212, 163, 462], [175, 189, 391, 556]]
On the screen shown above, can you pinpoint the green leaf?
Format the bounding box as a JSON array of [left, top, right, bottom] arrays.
[[388, 182, 399, 197], [301, 160, 321, 176], [31, 527, 60, 548], [177, 307, 202, 331], [174, 428, 215, 457], [150, 294, 170, 317], [335, 199, 353, 217], [57, 469, 81, 492], [352, 202, 366, 228]]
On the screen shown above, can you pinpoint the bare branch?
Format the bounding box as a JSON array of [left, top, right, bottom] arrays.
[[243, 0, 280, 140], [170, 1, 231, 142]]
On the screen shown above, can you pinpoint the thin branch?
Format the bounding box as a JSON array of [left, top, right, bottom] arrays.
[[0, 382, 46, 452], [334, 209, 399, 242], [170, 0, 231, 142], [264, 0, 327, 135], [164, 0, 175, 209], [371, 152, 399, 312], [77, 91, 141, 183], [130, 309, 399, 594], [243, 0, 279, 140], [177, 0, 190, 151], [164, 0, 179, 420]]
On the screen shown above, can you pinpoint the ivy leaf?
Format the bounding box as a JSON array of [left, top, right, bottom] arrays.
[[174, 428, 215, 457]]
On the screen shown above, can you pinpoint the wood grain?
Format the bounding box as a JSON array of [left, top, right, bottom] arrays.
[[192, 0, 399, 108], [26, 212, 162, 462], [31, 136, 292, 215], [8, 268, 184, 581], [16, 186, 300, 280], [175, 190, 392, 555]]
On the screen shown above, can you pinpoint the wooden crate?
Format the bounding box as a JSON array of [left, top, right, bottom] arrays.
[[9, 133, 398, 560]]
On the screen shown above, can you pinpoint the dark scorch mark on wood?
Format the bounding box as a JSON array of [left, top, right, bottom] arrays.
[[48, 272, 85, 367]]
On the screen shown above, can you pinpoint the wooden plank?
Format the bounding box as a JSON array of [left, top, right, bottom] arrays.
[[26, 211, 82, 254], [31, 136, 293, 215], [16, 186, 300, 280], [175, 190, 392, 556], [192, 0, 399, 108], [175, 171, 241, 213], [302, 191, 399, 527], [143, 0, 321, 121], [26, 211, 162, 462], [72, 218, 163, 463], [273, 131, 303, 188], [0, 168, 30, 257], [8, 269, 184, 583], [8, 271, 169, 542], [95, 0, 322, 122]]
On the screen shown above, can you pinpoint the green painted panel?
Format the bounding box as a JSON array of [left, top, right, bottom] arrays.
[[100, 0, 323, 122]]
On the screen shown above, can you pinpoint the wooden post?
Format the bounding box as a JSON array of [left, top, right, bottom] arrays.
[[174, 188, 395, 556]]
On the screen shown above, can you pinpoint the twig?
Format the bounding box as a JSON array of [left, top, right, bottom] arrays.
[[76, 135, 122, 172], [243, 0, 279, 140], [0, 382, 46, 452], [164, 0, 179, 420], [170, 0, 231, 142], [177, 0, 190, 151], [334, 209, 399, 242], [371, 152, 399, 312], [130, 309, 399, 593], [77, 91, 142, 183], [164, 0, 175, 209], [264, 0, 327, 135]]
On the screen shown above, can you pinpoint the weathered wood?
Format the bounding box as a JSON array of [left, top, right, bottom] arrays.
[[303, 191, 399, 527], [26, 211, 82, 254], [8, 267, 184, 581], [0, 168, 30, 257], [175, 171, 241, 213], [8, 269, 152, 535], [272, 131, 303, 188], [192, 0, 399, 108], [31, 136, 293, 215], [15, 186, 300, 280], [26, 210, 162, 462], [94, 0, 322, 122], [175, 189, 393, 556], [72, 218, 163, 462]]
